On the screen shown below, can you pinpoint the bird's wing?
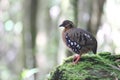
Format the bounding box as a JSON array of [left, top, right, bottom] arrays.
[[65, 28, 96, 52]]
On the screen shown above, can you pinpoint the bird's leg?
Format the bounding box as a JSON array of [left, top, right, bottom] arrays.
[[73, 54, 80, 64]]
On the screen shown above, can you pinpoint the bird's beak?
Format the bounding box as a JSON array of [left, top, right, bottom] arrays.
[[59, 24, 63, 27]]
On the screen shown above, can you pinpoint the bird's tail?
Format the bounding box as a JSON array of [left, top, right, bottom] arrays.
[[92, 41, 97, 54]]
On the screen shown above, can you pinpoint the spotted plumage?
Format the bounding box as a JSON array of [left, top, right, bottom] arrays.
[[59, 20, 97, 64], [65, 33, 81, 53]]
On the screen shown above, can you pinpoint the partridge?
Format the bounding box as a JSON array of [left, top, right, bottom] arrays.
[[59, 20, 97, 64]]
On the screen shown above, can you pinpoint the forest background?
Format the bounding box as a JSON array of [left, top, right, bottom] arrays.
[[0, 0, 120, 80]]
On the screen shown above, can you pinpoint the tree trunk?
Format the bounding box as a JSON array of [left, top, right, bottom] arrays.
[[22, 0, 38, 79], [77, 0, 106, 36], [87, 0, 106, 35]]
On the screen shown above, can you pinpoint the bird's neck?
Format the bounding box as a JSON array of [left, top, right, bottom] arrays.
[[63, 27, 74, 32]]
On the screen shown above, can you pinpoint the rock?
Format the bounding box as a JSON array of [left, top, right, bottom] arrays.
[[47, 52, 120, 80]]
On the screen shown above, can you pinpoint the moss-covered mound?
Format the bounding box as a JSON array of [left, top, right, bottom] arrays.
[[48, 52, 120, 80]]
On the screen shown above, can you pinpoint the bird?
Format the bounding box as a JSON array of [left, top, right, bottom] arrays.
[[59, 20, 97, 64]]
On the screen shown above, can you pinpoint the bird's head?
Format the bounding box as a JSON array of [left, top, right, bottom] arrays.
[[59, 20, 74, 28]]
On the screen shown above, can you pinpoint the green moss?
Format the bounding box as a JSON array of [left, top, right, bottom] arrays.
[[48, 52, 120, 80]]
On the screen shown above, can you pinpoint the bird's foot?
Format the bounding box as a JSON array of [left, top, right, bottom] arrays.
[[73, 54, 80, 64]]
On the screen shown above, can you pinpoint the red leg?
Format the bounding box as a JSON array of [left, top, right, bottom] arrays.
[[73, 54, 80, 64]]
